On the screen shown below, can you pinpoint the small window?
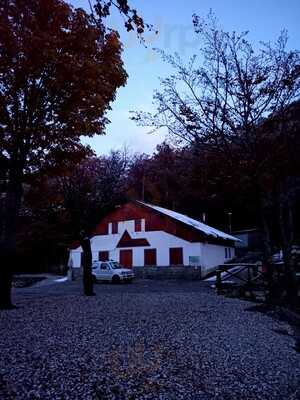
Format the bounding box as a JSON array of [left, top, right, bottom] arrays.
[[112, 221, 118, 234], [99, 251, 109, 261], [228, 248, 231, 258], [225, 248, 228, 259], [135, 219, 142, 232], [189, 256, 200, 266], [100, 263, 109, 270]]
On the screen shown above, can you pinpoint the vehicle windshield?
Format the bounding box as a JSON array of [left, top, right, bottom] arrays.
[[110, 262, 122, 269]]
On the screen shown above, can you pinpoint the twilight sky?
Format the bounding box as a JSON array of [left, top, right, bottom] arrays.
[[70, 0, 300, 155]]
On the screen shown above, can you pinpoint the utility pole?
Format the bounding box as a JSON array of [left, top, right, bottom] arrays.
[[141, 173, 145, 201], [228, 212, 232, 233]]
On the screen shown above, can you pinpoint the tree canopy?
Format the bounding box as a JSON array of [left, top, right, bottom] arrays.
[[0, 0, 137, 307], [132, 14, 300, 272], [0, 0, 128, 174]]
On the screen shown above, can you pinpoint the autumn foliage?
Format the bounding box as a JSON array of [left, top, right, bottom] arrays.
[[0, 0, 128, 307]]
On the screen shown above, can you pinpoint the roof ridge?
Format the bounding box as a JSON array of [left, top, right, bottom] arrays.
[[137, 201, 240, 242]]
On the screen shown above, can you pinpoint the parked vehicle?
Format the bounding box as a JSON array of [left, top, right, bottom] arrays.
[[92, 261, 134, 283]]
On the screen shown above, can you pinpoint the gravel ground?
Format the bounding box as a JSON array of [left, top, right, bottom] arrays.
[[0, 280, 299, 400]]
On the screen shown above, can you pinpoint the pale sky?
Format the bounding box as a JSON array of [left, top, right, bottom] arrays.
[[71, 0, 300, 155]]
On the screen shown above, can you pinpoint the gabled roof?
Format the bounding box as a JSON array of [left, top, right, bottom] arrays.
[[117, 230, 150, 248], [138, 201, 240, 242]]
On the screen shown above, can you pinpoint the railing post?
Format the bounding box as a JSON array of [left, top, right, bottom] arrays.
[[253, 263, 258, 277], [247, 266, 251, 286], [216, 268, 222, 295]]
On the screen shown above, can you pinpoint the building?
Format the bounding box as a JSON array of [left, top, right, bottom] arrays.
[[69, 201, 239, 276], [232, 229, 263, 251]]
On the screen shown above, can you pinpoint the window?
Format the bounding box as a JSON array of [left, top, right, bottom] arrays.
[[112, 221, 118, 234], [225, 248, 232, 259], [169, 248, 183, 265], [189, 256, 200, 266], [100, 263, 109, 270], [99, 251, 109, 261], [135, 219, 142, 232], [144, 249, 157, 266]]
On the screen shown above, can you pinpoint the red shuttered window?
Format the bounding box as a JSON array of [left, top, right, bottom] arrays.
[[135, 219, 142, 232], [169, 248, 183, 265], [112, 221, 118, 234], [99, 251, 109, 261], [144, 249, 157, 266]]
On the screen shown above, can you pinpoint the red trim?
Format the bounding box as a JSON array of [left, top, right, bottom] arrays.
[[88, 201, 236, 247], [96, 223, 108, 235], [116, 230, 150, 248]]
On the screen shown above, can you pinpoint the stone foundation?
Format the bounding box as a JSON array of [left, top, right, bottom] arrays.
[[133, 266, 203, 280]]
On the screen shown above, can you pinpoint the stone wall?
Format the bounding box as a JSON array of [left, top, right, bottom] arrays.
[[133, 266, 203, 280]]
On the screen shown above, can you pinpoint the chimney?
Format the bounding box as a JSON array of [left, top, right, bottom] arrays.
[[202, 212, 206, 223]]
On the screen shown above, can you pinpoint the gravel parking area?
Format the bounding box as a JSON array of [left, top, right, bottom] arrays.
[[0, 280, 299, 399]]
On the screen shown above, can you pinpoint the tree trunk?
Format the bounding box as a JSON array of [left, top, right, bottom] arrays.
[[260, 195, 278, 302], [260, 196, 273, 260], [0, 250, 14, 309], [278, 179, 298, 308], [0, 166, 23, 309], [79, 234, 95, 296]]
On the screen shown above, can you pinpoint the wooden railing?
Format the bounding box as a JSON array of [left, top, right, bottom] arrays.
[[215, 263, 263, 295]]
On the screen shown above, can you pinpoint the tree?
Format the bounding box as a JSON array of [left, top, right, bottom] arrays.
[[0, 0, 129, 308], [56, 151, 129, 234], [132, 14, 300, 305], [133, 14, 300, 149]]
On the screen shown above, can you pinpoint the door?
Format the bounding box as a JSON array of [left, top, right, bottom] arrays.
[[144, 249, 157, 266], [169, 247, 183, 266], [120, 249, 133, 268]]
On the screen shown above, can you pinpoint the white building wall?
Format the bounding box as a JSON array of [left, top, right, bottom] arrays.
[[69, 217, 235, 274], [70, 230, 202, 268], [71, 251, 81, 268], [201, 243, 235, 274]]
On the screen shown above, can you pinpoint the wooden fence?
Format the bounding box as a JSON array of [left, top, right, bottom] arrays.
[[215, 263, 263, 295]]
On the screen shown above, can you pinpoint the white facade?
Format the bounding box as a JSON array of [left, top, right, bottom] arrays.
[[69, 218, 235, 276]]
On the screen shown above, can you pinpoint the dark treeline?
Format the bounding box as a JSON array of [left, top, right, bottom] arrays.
[[14, 12, 300, 274], [16, 128, 300, 274]]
